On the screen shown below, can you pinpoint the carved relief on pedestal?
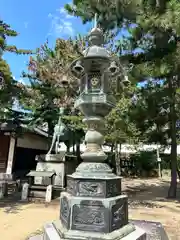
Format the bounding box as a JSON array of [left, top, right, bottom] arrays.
[[107, 180, 121, 197], [111, 198, 128, 231], [60, 196, 70, 228], [67, 178, 121, 198], [72, 204, 106, 232], [78, 181, 104, 197], [76, 163, 111, 173]]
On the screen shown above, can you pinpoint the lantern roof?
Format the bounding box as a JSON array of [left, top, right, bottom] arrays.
[[82, 14, 110, 59]]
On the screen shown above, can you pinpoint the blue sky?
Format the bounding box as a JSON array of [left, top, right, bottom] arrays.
[[1, 0, 143, 88], [1, 0, 91, 83], [2, 0, 136, 111]]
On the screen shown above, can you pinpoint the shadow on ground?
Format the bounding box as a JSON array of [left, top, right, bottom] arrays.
[[121, 178, 180, 210], [0, 192, 29, 214], [1, 178, 180, 214]]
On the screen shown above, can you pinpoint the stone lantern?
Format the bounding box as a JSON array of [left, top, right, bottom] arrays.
[[30, 16, 169, 240], [42, 21, 146, 240]]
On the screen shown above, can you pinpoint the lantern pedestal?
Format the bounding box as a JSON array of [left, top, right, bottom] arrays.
[[29, 163, 147, 240]]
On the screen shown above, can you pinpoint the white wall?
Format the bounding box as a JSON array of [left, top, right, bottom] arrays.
[[17, 133, 49, 151], [71, 143, 180, 155]]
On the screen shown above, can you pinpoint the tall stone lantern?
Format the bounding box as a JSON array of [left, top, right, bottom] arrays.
[[31, 17, 169, 240], [42, 23, 146, 240]]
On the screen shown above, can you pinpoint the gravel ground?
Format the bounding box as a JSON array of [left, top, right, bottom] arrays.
[[0, 177, 179, 240]]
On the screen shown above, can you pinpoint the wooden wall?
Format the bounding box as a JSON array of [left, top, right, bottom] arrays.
[[0, 135, 10, 172], [17, 132, 49, 151]]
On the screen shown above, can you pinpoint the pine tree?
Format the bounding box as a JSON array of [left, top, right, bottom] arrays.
[[130, 81, 170, 144], [0, 19, 32, 120], [125, 0, 180, 198], [0, 19, 32, 54]]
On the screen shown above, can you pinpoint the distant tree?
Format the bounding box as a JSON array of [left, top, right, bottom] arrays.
[[105, 85, 140, 175], [0, 19, 31, 119], [20, 38, 83, 137]]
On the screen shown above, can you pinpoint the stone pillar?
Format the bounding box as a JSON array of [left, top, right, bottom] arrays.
[[6, 136, 16, 175], [45, 185, 53, 203], [0, 181, 8, 199], [21, 183, 29, 201], [0, 136, 15, 198]]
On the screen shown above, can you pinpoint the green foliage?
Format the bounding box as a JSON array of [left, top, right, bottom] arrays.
[[0, 19, 31, 119], [0, 19, 32, 54], [62, 111, 84, 131], [105, 86, 140, 145], [129, 80, 171, 145], [63, 0, 180, 197], [20, 39, 82, 135], [160, 154, 171, 169], [130, 151, 157, 175]]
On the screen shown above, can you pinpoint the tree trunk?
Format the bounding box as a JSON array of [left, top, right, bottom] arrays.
[[76, 140, 82, 164], [72, 131, 75, 154], [107, 143, 115, 172], [119, 143, 122, 175], [111, 143, 114, 154], [168, 78, 177, 198], [115, 142, 121, 176]]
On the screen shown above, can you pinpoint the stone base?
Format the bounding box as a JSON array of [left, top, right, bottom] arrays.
[[29, 236, 43, 240], [29, 220, 170, 240], [59, 191, 129, 233], [35, 161, 65, 187], [30, 221, 145, 240], [131, 220, 169, 239], [21, 183, 53, 202]]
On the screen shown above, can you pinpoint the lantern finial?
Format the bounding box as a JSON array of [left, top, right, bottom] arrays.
[[94, 13, 97, 28], [89, 14, 104, 46]]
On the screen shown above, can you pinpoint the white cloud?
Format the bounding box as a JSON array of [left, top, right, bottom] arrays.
[[47, 6, 75, 37], [58, 7, 66, 14], [13, 76, 26, 85], [18, 78, 26, 84], [56, 7, 74, 19], [48, 13, 53, 18]]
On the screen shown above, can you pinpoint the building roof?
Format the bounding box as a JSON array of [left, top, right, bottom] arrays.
[[0, 109, 50, 138], [21, 124, 49, 138], [0, 121, 49, 138]]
